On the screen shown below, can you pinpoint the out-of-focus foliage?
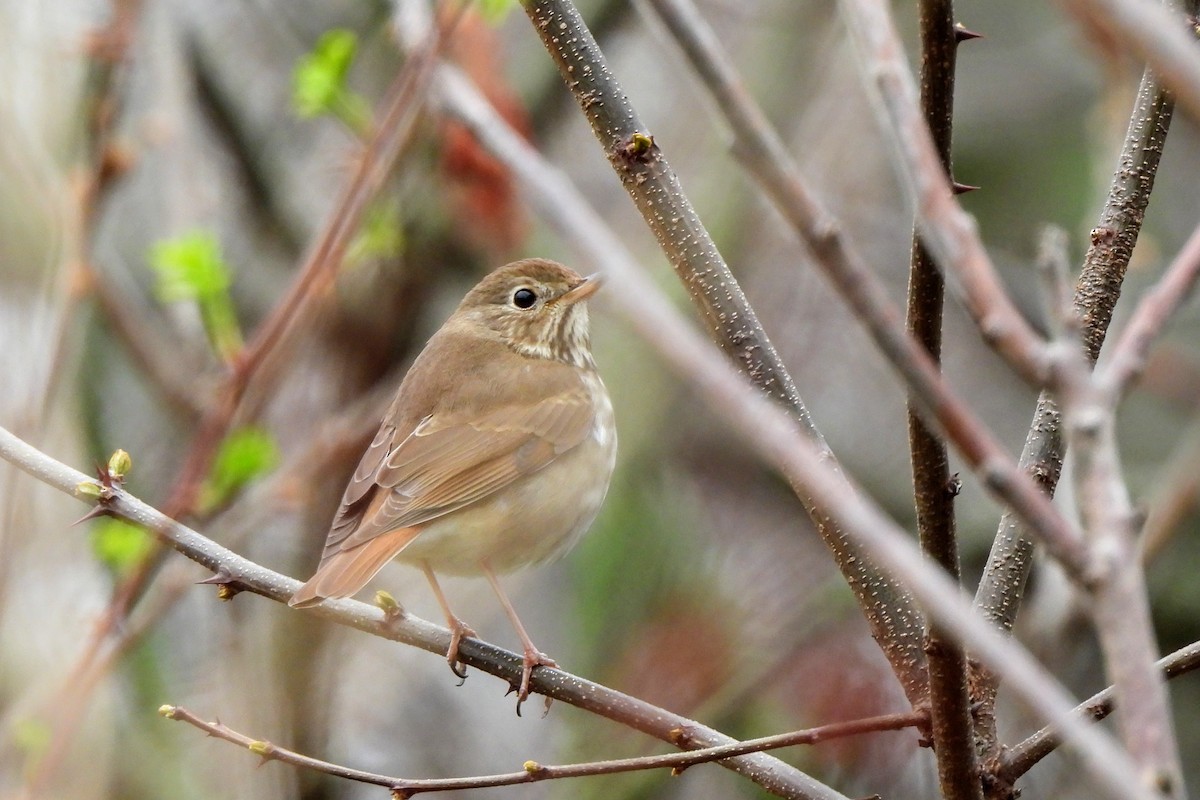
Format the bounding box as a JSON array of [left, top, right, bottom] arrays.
[[91, 518, 155, 575], [150, 230, 243, 362], [292, 28, 372, 133], [198, 426, 280, 512]]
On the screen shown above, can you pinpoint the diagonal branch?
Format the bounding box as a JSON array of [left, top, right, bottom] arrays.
[[836, 0, 1052, 387], [501, 0, 929, 705], [1101, 221, 1200, 396], [1057, 0, 1200, 126], [999, 640, 1200, 784], [412, 55, 1159, 800]]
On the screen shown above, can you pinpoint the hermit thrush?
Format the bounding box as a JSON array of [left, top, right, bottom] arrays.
[[290, 259, 616, 703]]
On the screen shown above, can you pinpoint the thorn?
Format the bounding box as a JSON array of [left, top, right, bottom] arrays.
[[952, 181, 979, 195], [954, 23, 983, 42], [72, 506, 114, 526], [196, 567, 243, 600], [196, 567, 235, 585], [541, 696, 553, 718]]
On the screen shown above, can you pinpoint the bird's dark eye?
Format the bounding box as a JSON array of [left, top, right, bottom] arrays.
[[512, 287, 537, 309]]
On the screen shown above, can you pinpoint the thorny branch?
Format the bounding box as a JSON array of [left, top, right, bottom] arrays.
[[506, 0, 929, 706], [904, 0, 979, 797]]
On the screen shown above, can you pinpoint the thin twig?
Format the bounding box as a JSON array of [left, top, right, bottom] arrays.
[[87, 265, 211, 418], [635, 0, 1090, 698], [999, 640, 1200, 785], [1141, 410, 1200, 561], [163, 704, 924, 796], [0, 333, 1156, 800], [21, 26, 446, 791], [0, 429, 847, 800], [1053, 338, 1182, 794]]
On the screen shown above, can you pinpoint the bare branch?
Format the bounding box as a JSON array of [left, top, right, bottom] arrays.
[[163, 704, 924, 795], [0, 427, 849, 800], [906, 0, 980, 794], [971, 56, 1180, 759], [836, 0, 1052, 386], [0, 315, 1156, 800], [1054, 343, 1183, 793], [999, 640, 1200, 785], [413, 62, 1171, 800]]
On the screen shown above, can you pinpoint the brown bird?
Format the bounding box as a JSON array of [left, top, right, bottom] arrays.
[[290, 259, 617, 703]]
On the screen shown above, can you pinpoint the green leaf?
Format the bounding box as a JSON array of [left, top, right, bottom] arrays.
[[292, 29, 371, 134], [91, 519, 154, 574], [149, 230, 243, 361], [200, 427, 280, 511], [150, 231, 231, 302]]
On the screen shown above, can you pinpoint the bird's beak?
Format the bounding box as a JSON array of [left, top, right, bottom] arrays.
[[558, 273, 602, 305]]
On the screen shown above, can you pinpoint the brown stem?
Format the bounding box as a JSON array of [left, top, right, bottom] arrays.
[[516, 0, 930, 705], [163, 705, 923, 796], [22, 27, 445, 794], [971, 60, 1178, 760], [907, 1, 980, 798]]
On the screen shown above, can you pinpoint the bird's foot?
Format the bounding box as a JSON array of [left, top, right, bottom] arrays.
[[514, 648, 557, 714], [445, 616, 478, 682]]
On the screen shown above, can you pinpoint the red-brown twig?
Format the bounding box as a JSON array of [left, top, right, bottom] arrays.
[[162, 704, 924, 796]]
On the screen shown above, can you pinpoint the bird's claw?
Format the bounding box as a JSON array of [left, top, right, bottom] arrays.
[[513, 649, 558, 715], [444, 617, 477, 683]]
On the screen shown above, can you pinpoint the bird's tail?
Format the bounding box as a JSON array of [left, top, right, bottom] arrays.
[[289, 527, 421, 608]]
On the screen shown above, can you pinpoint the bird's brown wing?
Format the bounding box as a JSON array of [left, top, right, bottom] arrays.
[[323, 386, 596, 559]]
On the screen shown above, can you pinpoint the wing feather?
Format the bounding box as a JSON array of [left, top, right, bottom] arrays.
[[322, 387, 595, 559]]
